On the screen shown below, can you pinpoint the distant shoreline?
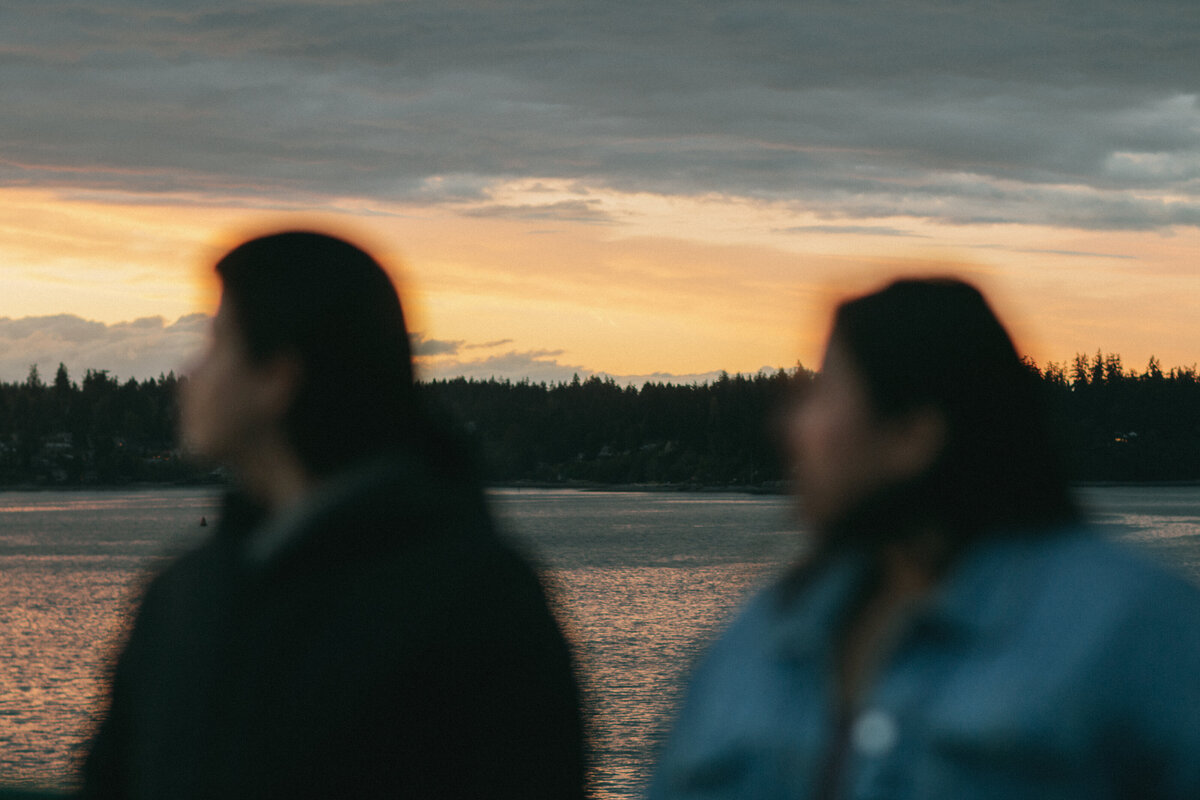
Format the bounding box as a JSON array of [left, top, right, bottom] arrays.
[[493, 479, 791, 495], [4, 478, 1199, 495]]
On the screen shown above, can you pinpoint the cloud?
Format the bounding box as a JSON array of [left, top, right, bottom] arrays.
[[409, 332, 465, 357], [0, 0, 1195, 230], [780, 225, 925, 237], [461, 200, 614, 224], [0, 315, 752, 388], [416, 349, 586, 385], [0, 316, 749, 388], [968, 244, 1138, 260], [416, 346, 772, 387], [0, 314, 209, 383], [409, 334, 514, 356]]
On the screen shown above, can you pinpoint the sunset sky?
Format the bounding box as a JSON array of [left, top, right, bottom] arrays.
[[1, 0, 1197, 385]]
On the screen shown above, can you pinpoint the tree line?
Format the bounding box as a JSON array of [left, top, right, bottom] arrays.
[[0, 352, 1197, 488], [0, 364, 189, 486]]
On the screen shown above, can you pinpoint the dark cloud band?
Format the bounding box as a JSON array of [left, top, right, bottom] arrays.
[[0, 0, 1195, 230]]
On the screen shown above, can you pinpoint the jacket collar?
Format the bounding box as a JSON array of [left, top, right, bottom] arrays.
[[771, 552, 870, 663], [771, 531, 1073, 663], [240, 452, 424, 566]]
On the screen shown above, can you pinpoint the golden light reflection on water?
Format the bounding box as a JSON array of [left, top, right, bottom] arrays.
[[0, 566, 137, 788], [551, 565, 781, 799], [490, 489, 805, 799], [1, 487, 1198, 797], [0, 498, 171, 514], [0, 489, 218, 790]]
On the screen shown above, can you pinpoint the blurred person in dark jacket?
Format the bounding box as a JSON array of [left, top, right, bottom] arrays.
[[81, 231, 586, 799]]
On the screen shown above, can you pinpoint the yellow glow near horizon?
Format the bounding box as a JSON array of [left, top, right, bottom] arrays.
[[1, 185, 1197, 379], [0, 188, 229, 322]]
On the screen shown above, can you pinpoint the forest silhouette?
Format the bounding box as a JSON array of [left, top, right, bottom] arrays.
[[0, 352, 1197, 488]]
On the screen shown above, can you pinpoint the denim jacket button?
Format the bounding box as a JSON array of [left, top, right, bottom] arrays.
[[852, 709, 897, 756]]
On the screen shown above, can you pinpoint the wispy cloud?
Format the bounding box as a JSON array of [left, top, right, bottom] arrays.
[[968, 244, 1139, 260], [409, 332, 465, 357], [462, 200, 614, 224], [410, 334, 517, 357], [780, 225, 925, 237]]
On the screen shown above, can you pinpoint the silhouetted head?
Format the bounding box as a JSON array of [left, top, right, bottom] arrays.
[[203, 231, 419, 478], [789, 277, 1077, 553]]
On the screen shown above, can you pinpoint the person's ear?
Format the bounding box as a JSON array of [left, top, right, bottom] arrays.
[[882, 405, 947, 480]]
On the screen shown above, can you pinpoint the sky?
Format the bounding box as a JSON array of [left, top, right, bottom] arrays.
[[1, 0, 1197, 385]]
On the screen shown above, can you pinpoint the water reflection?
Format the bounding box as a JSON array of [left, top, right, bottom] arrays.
[[0, 490, 218, 790], [552, 565, 778, 797], [1078, 485, 1200, 582], [1, 487, 1198, 796], [490, 490, 802, 798]]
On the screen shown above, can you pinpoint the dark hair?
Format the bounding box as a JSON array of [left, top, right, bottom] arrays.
[[827, 277, 1078, 543], [214, 231, 422, 477]]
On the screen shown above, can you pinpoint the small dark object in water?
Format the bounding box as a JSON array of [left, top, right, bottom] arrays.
[[200, 516, 207, 527]]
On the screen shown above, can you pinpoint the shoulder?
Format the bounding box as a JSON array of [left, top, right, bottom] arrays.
[[982, 528, 1200, 620], [134, 523, 241, 619], [951, 528, 1200, 791], [941, 528, 1200, 723], [946, 527, 1200, 642], [251, 453, 497, 570], [312, 458, 560, 634]]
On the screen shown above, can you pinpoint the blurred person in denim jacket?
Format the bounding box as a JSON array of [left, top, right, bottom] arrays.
[[650, 278, 1200, 799]]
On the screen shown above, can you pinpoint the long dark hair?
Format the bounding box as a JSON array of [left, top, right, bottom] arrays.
[[214, 231, 434, 478], [818, 277, 1078, 555]]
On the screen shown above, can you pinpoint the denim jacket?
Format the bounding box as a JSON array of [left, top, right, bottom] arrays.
[[649, 530, 1200, 799]]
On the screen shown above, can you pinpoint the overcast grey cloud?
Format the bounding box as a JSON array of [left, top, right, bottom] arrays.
[[2, 0, 1196, 230], [0, 314, 207, 383]]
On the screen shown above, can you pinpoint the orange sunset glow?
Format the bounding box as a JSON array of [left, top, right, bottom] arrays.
[[2, 184, 1196, 385], [1, 2, 1197, 385]]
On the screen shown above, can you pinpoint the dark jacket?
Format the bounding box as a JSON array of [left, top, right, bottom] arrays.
[[81, 454, 586, 799]]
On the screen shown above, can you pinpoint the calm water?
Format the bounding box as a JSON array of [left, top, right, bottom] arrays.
[[1, 486, 1198, 795]]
